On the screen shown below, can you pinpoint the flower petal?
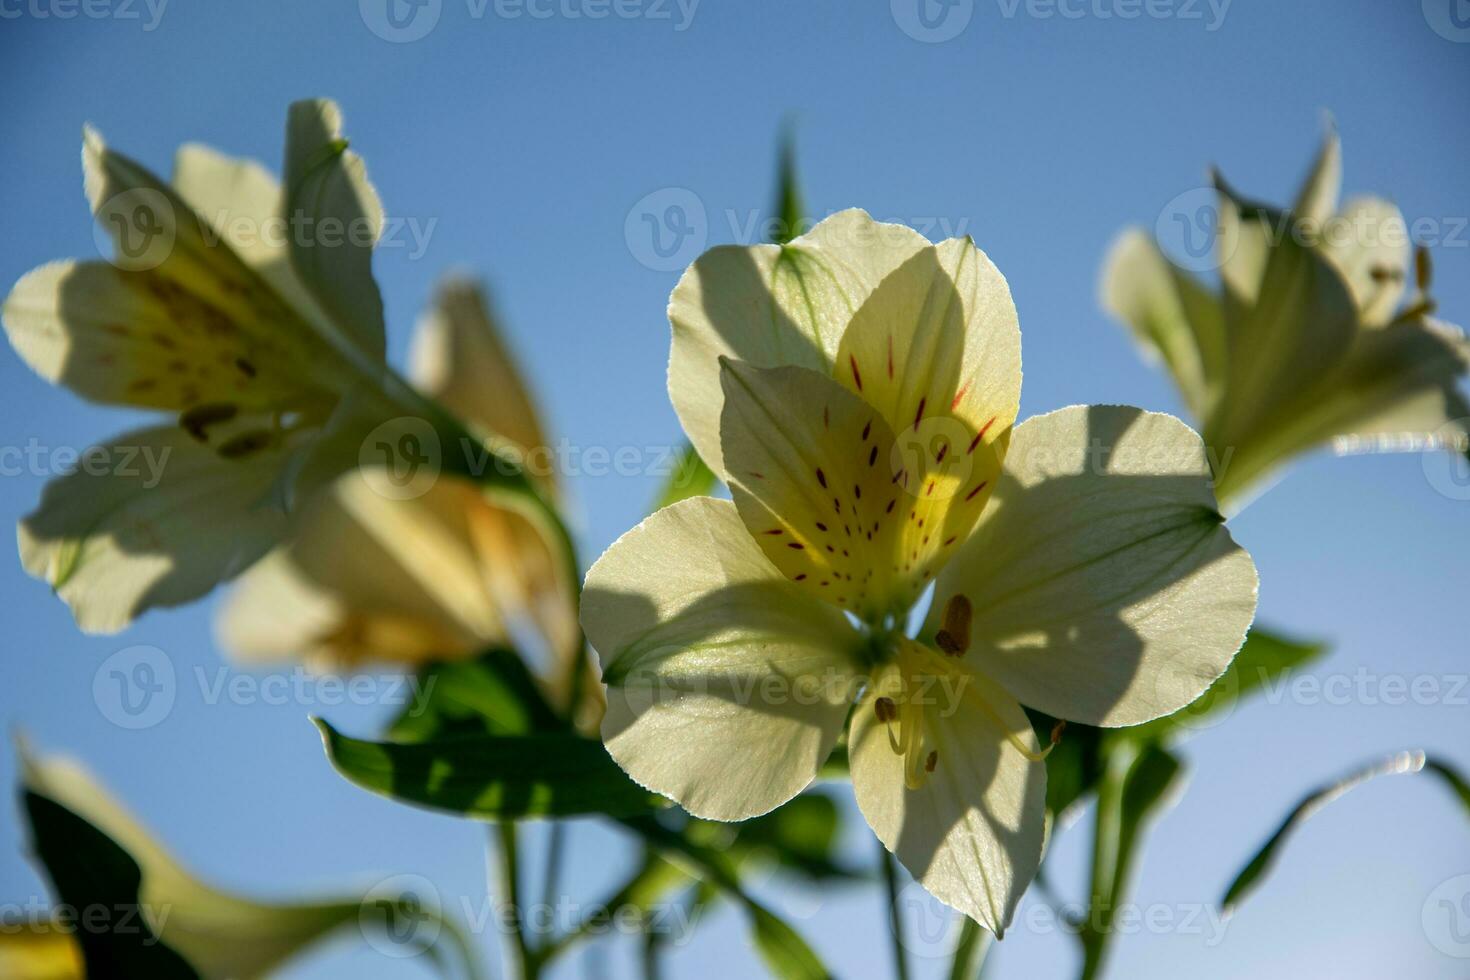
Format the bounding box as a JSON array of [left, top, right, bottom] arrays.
[[668, 209, 929, 478], [18, 425, 305, 633], [220, 470, 507, 668], [2, 260, 331, 413], [1100, 229, 1226, 422], [720, 361, 991, 618], [282, 99, 387, 361], [833, 237, 1020, 464], [849, 656, 1045, 936], [172, 142, 341, 339], [930, 405, 1258, 727], [582, 497, 863, 820], [1322, 196, 1410, 327], [410, 277, 551, 467]]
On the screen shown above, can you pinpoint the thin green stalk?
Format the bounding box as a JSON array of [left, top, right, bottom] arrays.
[[1078, 748, 1130, 980], [493, 822, 537, 980], [538, 821, 566, 943], [947, 917, 992, 980], [879, 841, 911, 980]]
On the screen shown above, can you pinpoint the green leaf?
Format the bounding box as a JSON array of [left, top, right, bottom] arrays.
[[1222, 750, 1470, 915], [317, 719, 664, 819], [22, 791, 200, 979], [651, 443, 719, 511], [387, 647, 562, 741], [622, 816, 830, 980], [20, 746, 482, 980]]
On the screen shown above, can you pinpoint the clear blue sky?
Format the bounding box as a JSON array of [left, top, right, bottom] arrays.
[[1, 2, 1467, 978]]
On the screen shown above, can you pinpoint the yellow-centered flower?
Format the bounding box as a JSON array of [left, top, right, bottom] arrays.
[[3, 100, 413, 632], [582, 210, 1259, 935]]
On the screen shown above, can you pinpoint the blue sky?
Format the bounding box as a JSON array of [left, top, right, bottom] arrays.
[[1, 2, 1467, 977]]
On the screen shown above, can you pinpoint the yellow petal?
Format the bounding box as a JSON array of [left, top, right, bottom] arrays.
[[720, 361, 998, 619], [668, 209, 929, 478], [833, 237, 1020, 466], [3, 260, 334, 414]]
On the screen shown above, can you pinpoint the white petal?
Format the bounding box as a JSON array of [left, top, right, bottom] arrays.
[[668, 209, 929, 478], [1322, 196, 1411, 327], [281, 99, 387, 361], [582, 497, 863, 820], [849, 656, 1045, 935], [931, 405, 1258, 727], [18, 425, 308, 633]]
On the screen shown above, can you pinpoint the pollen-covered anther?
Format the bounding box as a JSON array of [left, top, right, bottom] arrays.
[[924, 750, 938, 773], [1050, 720, 1066, 747]]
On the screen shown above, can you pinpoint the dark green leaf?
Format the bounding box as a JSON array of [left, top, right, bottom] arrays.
[[1222, 751, 1470, 914], [317, 719, 664, 819], [387, 647, 562, 741], [22, 791, 200, 979]]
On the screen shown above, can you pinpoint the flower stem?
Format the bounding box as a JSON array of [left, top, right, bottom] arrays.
[[492, 822, 537, 980], [879, 841, 911, 980]]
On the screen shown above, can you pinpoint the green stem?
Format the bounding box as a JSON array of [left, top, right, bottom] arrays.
[[493, 822, 537, 980], [538, 822, 566, 943], [1078, 748, 1130, 980], [879, 841, 910, 980], [947, 917, 992, 980]]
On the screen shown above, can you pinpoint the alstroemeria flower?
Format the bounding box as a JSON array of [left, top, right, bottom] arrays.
[[2, 99, 408, 632], [582, 211, 1258, 934], [219, 279, 583, 707], [1101, 129, 1470, 507]]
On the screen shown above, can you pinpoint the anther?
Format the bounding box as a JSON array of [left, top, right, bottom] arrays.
[[925, 750, 938, 773], [935, 594, 972, 656], [874, 696, 897, 723]]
